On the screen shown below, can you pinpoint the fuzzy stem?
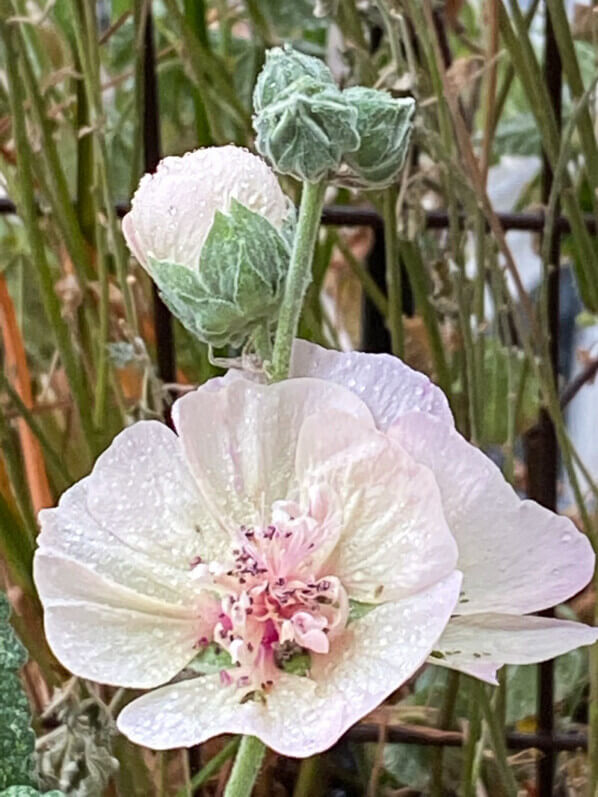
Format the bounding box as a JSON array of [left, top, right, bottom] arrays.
[[224, 735, 266, 797], [270, 180, 326, 382], [382, 185, 404, 358]]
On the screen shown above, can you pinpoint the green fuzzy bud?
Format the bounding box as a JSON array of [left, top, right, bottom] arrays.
[[148, 200, 290, 349], [253, 45, 360, 182], [254, 44, 335, 108], [337, 87, 415, 188]]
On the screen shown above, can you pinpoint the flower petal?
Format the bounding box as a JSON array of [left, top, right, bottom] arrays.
[[430, 613, 598, 685], [44, 603, 199, 688], [34, 554, 217, 688], [296, 410, 458, 602], [118, 573, 462, 756], [123, 146, 289, 270], [172, 377, 373, 531], [36, 421, 221, 606], [390, 412, 595, 614], [290, 340, 453, 428]]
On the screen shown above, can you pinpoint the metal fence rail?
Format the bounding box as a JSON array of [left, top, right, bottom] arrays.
[[1, 2, 596, 794]]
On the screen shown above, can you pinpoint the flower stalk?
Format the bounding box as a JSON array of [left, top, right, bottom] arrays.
[[224, 735, 266, 797], [270, 180, 327, 382], [382, 185, 404, 358]]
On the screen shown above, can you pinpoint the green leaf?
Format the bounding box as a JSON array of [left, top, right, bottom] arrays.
[[0, 594, 37, 792]]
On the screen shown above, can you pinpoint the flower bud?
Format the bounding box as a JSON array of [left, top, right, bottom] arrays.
[[123, 146, 292, 349], [122, 145, 289, 271], [253, 45, 360, 182], [148, 200, 291, 348], [337, 87, 415, 188]]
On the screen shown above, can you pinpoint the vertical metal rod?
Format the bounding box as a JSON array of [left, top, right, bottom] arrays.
[[143, 5, 176, 386], [531, 3, 562, 794]]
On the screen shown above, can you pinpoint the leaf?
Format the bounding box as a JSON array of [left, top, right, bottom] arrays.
[[0, 593, 37, 791]]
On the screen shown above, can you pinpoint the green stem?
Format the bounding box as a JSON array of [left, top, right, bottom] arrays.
[[0, 11, 93, 463], [175, 738, 240, 797], [0, 372, 72, 488], [293, 756, 321, 797], [270, 180, 327, 382], [461, 678, 482, 797], [382, 185, 404, 358], [224, 735, 266, 797], [397, 239, 451, 397], [478, 681, 518, 797], [430, 670, 459, 797], [334, 232, 389, 317]]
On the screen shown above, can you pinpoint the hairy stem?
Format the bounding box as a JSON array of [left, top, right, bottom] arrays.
[[270, 180, 327, 382], [224, 735, 266, 797], [383, 185, 404, 358]]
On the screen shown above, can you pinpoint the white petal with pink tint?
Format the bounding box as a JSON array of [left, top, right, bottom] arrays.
[[430, 613, 598, 685], [34, 554, 216, 688], [389, 412, 594, 614], [296, 410, 458, 602], [117, 572, 461, 756], [123, 146, 289, 270], [173, 377, 373, 530], [290, 339, 453, 428], [36, 421, 224, 604]]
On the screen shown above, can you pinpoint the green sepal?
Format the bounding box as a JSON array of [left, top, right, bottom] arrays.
[[253, 45, 360, 182], [0, 594, 37, 792], [253, 44, 335, 109], [147, 199, 291, 349], [280, 650, 311, 677], [338, 87, 415, 188], [347, 599, 377, 624], [187, 643, 233, 675]]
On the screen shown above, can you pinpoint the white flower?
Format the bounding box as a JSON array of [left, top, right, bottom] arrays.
[[122, 145, 289, 270], [35, 372, 462, 756], [287, 340, 598, 683], [33, 341, 597, 758]]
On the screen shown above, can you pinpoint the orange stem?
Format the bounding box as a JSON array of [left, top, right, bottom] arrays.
[[0, 274, 53, 514]]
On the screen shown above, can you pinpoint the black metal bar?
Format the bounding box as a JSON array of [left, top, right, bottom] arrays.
[[531, 3, 562, 793], [142, 5, 176, 387], [1, 197, 596, 237], [347, 724, 588, 752]]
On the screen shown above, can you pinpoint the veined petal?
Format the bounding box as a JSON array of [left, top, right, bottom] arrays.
[[44, 603, 200, 688], [290, 339, 453, 429], [118, 573, 461, 756], [296, 411, 458, 602], [34, 555, 218, 688], [390, 413, 595, 614], [429, 613, 598, 685], [172, 377, 373, 531], [36, 421, 222, 606]]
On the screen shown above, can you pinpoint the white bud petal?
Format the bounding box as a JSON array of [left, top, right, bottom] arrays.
[[122, 145, 289, 270]]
